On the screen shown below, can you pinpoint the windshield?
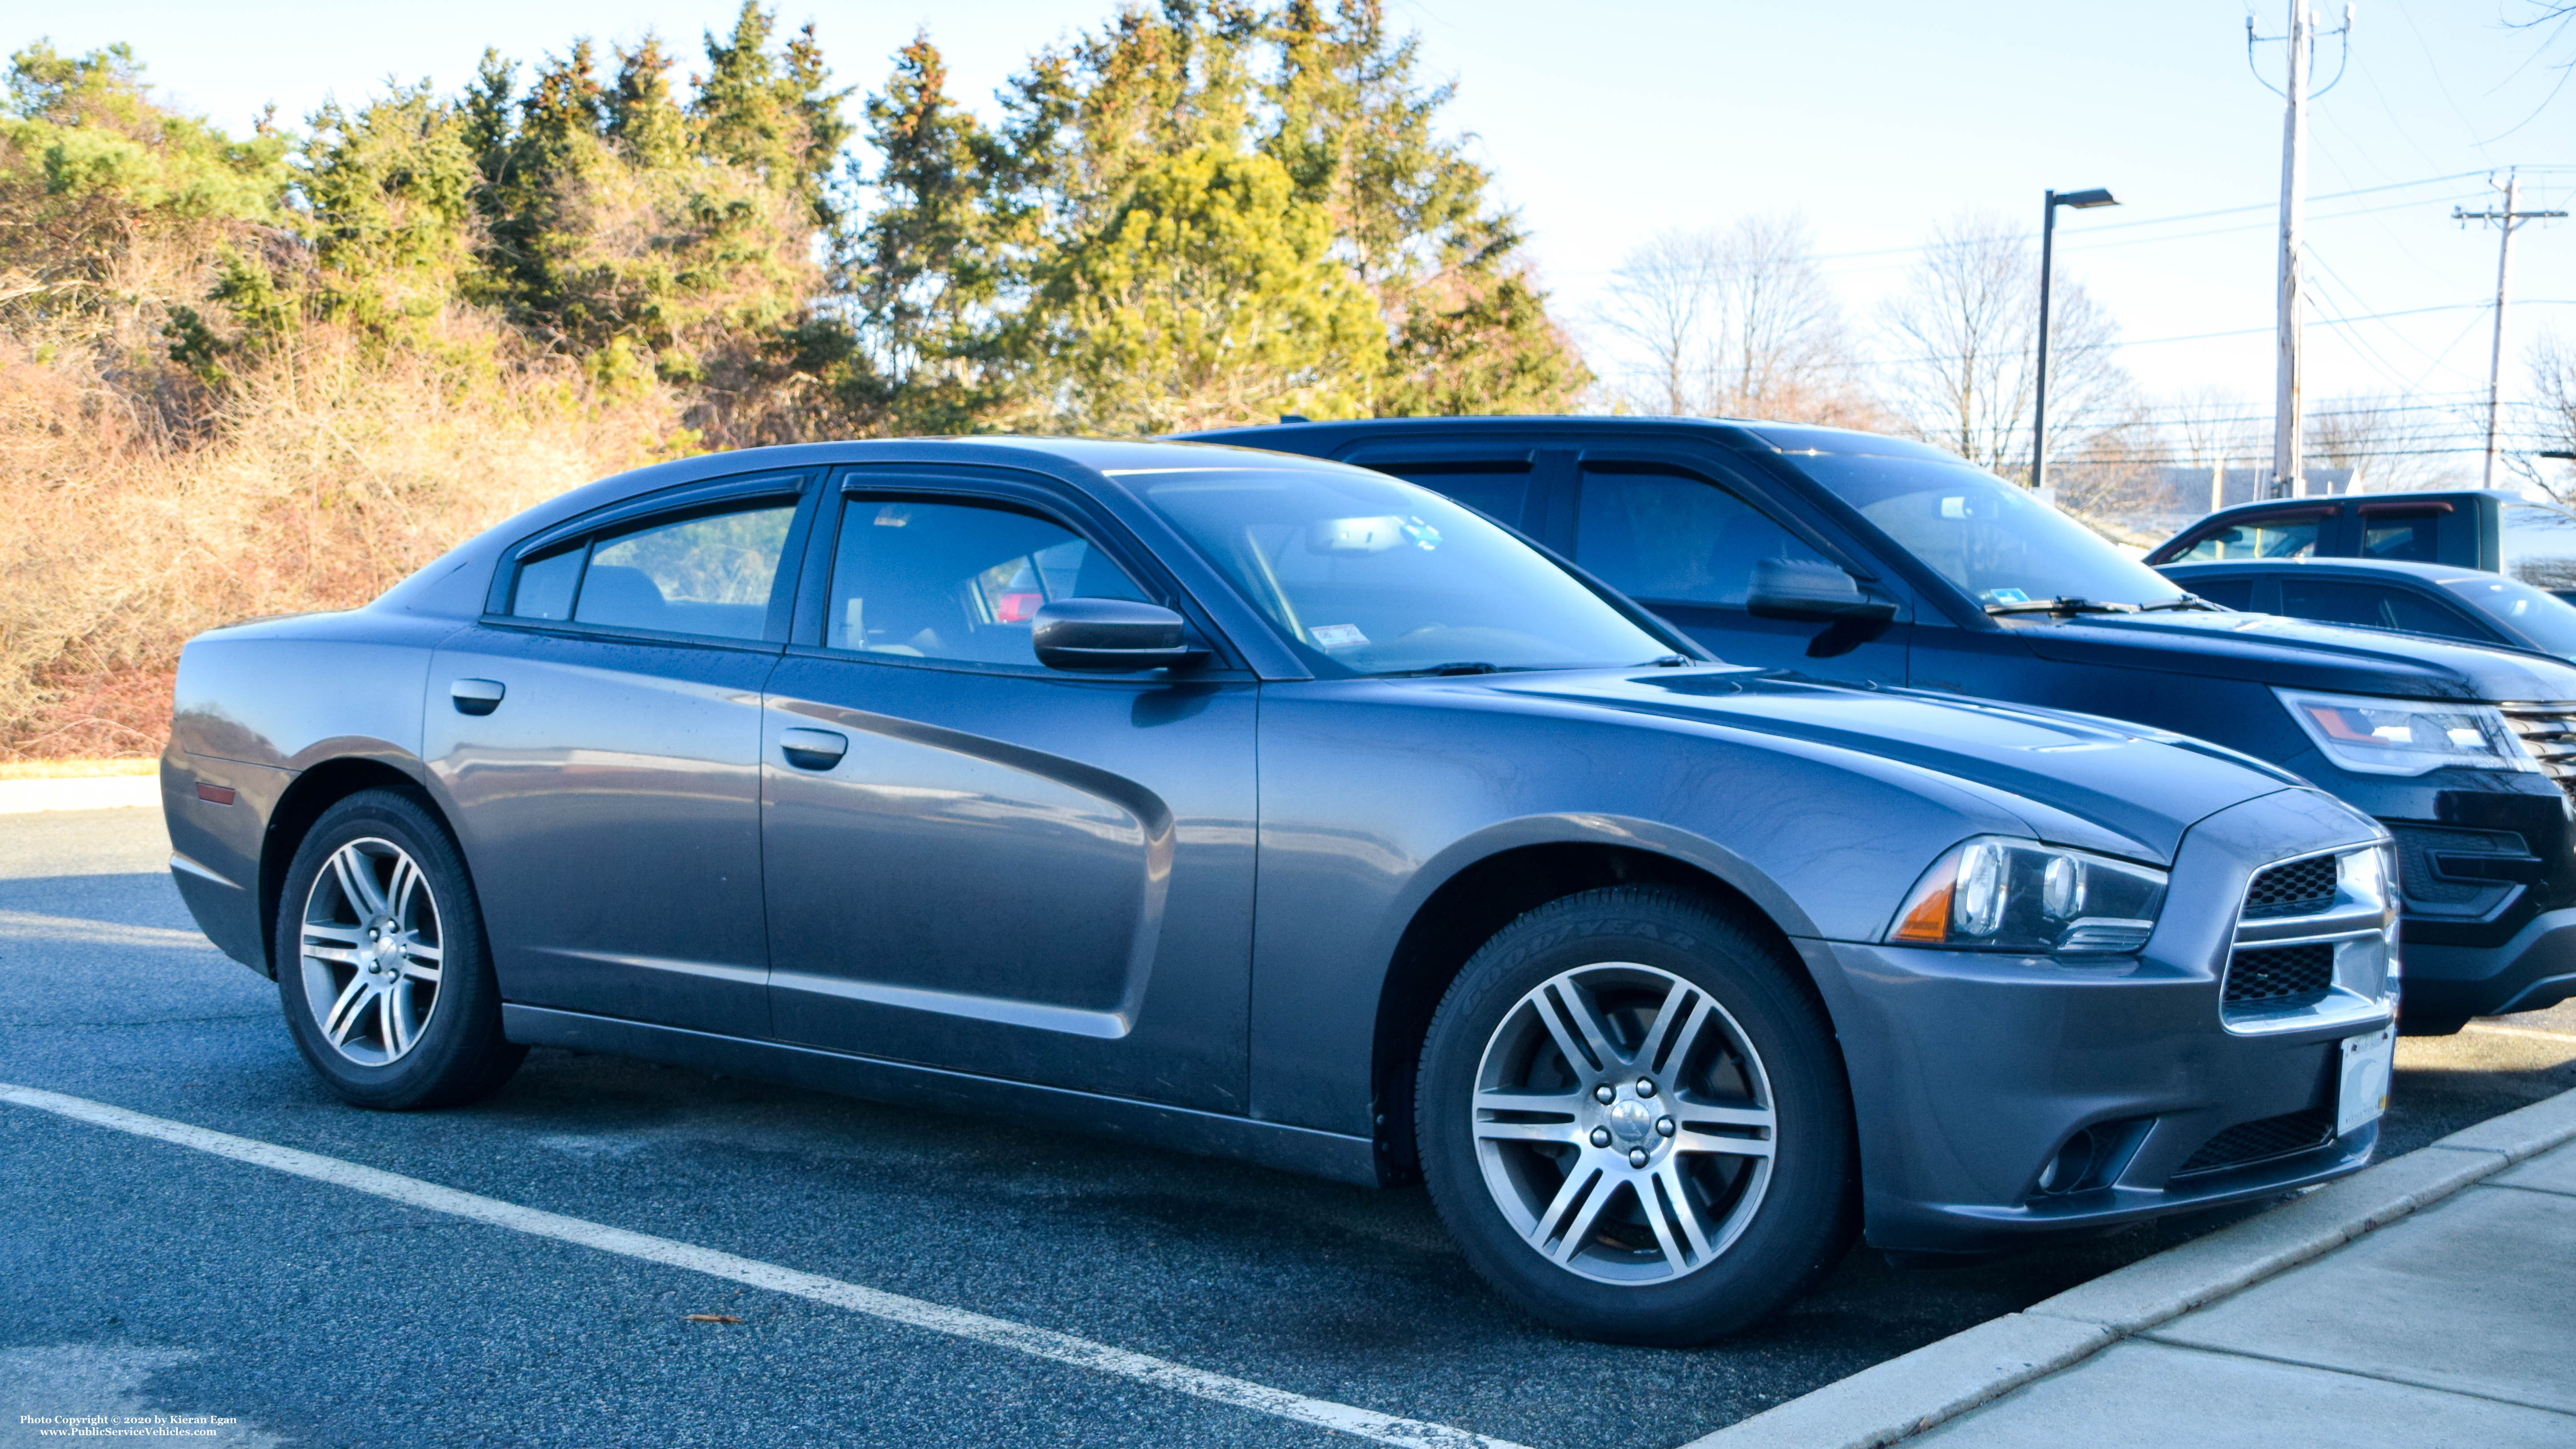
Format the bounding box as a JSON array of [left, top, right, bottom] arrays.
[[1779, 452, 2189, 609], [1127, 466, 1674, 676], [2440, 572, 2576, 656]]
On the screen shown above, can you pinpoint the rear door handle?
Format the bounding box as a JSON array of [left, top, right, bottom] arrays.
[[451, 679, 506, 716], [779, 728, 849, 770]]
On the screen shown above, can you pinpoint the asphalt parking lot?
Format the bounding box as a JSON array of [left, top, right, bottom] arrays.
[[4, 807, 2571, 1449]]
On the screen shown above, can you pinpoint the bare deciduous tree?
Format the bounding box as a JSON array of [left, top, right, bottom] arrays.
[[1878, 214, 2130, 481], [1590, 215, 1875, 425], [2529, 332, 2576, 501], [2303, 393, 2470, 493]]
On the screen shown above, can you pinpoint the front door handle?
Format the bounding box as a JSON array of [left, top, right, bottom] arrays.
[[779, 728, 849, 771], [451, 679, 506, 716]]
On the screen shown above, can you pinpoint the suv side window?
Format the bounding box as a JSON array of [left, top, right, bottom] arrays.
[[1573, 464, 1834, 607], [505, 499, 799, 642], [1371, 461, 1535, 530], [828, 497, 1148, 668], [2360, 510, 2444, 562], [2176, 574, 2256, 610], [2275, 577, 2498, 644], [2169, 514, 2323, 563]]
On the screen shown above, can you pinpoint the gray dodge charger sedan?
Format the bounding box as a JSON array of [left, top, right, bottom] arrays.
[[161, 438, 2400, 1344]]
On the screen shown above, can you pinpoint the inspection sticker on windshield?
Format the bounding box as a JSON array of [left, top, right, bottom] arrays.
[[1310, 624, 1368, 649], [2337, 1025, 2394, 1138]]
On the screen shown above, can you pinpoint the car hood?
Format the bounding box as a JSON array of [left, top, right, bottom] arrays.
[[2000, 609, 2576, 702], [1477, 668, 2317, 864]]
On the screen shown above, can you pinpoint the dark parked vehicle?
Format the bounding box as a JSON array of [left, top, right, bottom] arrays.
[[2144, 488, 2576, 602], [1190, 417, 2576, 1030], [165, 437, 2397, 1344], [2159, 558, 2576, 663]]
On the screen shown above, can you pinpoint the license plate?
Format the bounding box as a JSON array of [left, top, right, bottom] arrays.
[[2336, 1026, 2395, 1138]]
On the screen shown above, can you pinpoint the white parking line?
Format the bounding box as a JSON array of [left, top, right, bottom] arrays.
[[0, 1082, 1531, 1449], [0, 910, 217, 951]]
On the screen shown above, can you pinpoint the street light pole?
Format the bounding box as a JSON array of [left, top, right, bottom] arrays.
[[2031, 187, 2118, 499]]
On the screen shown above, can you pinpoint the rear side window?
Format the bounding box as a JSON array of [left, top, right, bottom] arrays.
[[2169, 515, 2323, 563], [508, 548, 583, 621], [504, 496, 799, 641], [2175, 575, 2254, 610], [2276, 577, 2496, 644], [1574, 465, 1834, 607], [2502, 503, 2576, 596], [574, 505, 796, 640], [2360, 511, 2443, 562]]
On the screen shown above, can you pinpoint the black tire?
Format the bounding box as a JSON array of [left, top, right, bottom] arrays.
[[1415, 886, 1857, 1345], [273, 789, 524, 1110]]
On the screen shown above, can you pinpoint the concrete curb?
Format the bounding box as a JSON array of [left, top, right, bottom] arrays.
[[0, 773, 160, 814], [1680, 1086, 2576, 1449]]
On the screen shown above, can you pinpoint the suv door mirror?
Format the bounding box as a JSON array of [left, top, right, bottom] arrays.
[[1743, 558, 1896, 623], [1031, 599, 1210, 671]]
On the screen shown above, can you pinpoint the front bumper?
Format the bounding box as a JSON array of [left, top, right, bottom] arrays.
[[2402, 905, 2576, 1021], [1800, 787, 2394, 1254]]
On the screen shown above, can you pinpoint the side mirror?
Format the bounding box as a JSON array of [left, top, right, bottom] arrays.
[[1744, 558, 1898, 624], [1031, 599, 1210, 672]]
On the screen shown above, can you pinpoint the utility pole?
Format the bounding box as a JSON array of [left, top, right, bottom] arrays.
[[2248, 4, 2352, 500], [2456, 172, 2568, 487]]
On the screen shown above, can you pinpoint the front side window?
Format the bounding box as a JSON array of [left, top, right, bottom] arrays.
[[2170, 515, 2324, 564], [1575, 466, 1835, 607], [826, 498, 1148, 668], [1780, 453, 2188, 608], [573, 504, 796, 640], [1128, 465, 1672, 676]]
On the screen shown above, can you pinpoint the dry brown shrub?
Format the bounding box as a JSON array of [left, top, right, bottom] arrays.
[[0, 306, 690, 760]]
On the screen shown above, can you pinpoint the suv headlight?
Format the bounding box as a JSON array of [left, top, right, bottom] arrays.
[[2275, 688, 2530, 777], [1887, 836, 2168, 954]]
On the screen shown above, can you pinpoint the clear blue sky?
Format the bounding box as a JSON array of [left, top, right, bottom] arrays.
[[15, 0, 2575, 456]]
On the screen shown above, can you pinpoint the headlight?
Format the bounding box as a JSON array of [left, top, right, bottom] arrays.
[[2274, 688, 2530, 777], [1887, 836, 2168, 954]]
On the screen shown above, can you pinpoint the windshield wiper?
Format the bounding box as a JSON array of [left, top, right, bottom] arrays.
[[1374, 660, 1515, 677], [1982, 597, 2140, 616], [2135, 596, 2227, 612]]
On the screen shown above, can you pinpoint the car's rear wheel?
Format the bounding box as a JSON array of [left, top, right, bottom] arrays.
[[274, 789, 524, 1109], [1416, 886, 1856, 1344]]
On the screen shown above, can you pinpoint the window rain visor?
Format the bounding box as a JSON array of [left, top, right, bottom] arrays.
[[1778, 452, 2190, 610], [2275, 688, 2532, 777], [1127, 467, 1673, 676], [1888, 837, 2168, 954]]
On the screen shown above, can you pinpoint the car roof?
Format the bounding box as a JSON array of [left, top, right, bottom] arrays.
[[1178, 414, 1966, 462], [2183, 489, 2534, 525], [2156, 558, 2495, 584]]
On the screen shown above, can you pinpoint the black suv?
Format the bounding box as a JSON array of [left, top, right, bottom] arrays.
[[1188, 416, 2576, 1030]]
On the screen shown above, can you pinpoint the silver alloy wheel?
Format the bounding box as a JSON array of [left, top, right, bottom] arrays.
[[299, 837, 444, 1067], [1471, 961, 1776, 1285]]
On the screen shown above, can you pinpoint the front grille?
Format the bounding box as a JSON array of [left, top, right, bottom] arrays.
[[2500, 703, 2576, 805], [2243, 854, 2337, 918], [2223, 943, 2334, 1007], [2173, 1108, 2336, 1177]]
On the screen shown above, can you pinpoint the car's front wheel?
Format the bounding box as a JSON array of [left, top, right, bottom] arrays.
[[274, 789, 524, 1110], [1416, 886, 1856, 1344]]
